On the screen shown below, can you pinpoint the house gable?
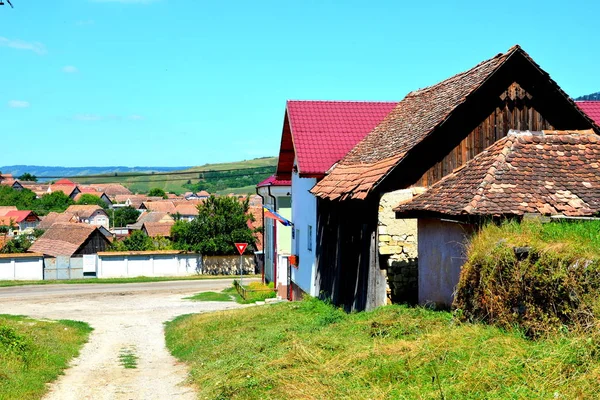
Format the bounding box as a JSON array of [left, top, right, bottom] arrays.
[[312, 45, 599, 200]]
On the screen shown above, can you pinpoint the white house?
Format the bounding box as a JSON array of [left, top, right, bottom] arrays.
[[65, 205, 110, 229], [274, 100, 397, 299], [256, 175, 292, 298]]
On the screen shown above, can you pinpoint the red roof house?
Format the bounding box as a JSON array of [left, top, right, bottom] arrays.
[[276, 101, 398, 179], [577, 101, 600, 126]]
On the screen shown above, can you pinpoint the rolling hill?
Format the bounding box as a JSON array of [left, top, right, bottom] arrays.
[[1, 157, 278, 195]]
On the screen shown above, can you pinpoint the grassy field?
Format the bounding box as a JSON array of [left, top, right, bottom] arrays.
[[186, 291, 233, 302], [0, 315, 92, 400], [0, 275, 259, 288], [77, 157, 277, 195], [186, 282, 275, 304], [166, 298, 600, 399]]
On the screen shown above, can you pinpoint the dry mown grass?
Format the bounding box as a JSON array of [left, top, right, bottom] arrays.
[[0, 315, 92, 400], [455, 220, 600, 337], [166, 298, 600, 399]]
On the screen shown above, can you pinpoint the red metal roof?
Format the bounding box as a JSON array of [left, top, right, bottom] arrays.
[[577, 101, 600, 126], [276, 101, 397, 178], [257, 175, 291, 187]]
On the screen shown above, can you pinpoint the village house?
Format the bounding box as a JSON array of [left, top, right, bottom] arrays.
[[127, 211, 175, 230], [75, 187, 114, 208], [0, 210, 40, 235], [48, 179, 81, 199], [29, 223, 110, 257], [87, 183, 132, 200], [577, 101, 600, 125], [142, 221, 175, 238], [65, 205, 110, 229], [256, 175, 292, 298], [395, 129, 600, 306], [310, 45, 599, 311], [274, 100, 397, 298]]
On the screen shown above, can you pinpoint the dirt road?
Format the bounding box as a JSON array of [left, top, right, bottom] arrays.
[[0, 279, 247, 400]]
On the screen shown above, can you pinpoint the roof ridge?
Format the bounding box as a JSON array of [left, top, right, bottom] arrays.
[[286, 100, 397, 104]]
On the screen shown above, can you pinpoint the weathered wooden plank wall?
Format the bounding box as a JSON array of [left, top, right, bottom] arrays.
[[416, 83, 554, 186]]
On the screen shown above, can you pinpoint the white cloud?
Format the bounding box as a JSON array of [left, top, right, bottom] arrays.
[[0, 37, 46, 55], [62, 65, 79, 74], [8, 100, 30, 108]]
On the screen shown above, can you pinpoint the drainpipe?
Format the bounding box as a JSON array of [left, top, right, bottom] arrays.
[[255, 186, 266, 284]]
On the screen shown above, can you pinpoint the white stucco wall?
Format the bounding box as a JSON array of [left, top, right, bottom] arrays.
[[0, 255, 44, 281], [417, 219, 474, 307], [291, 169, 318, 296]]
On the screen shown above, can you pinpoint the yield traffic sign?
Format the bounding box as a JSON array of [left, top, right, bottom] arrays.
[[235, 243, 248, 255]]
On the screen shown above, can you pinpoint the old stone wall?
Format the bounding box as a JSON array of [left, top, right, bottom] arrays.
[[378, 188, 425, 304], [202, 255, 256, 275]]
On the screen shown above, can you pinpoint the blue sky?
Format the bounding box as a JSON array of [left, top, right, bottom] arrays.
[[0, 0, 598, 167]]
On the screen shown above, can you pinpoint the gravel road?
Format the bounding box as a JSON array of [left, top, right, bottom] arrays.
[[0, 279, 248, 400]]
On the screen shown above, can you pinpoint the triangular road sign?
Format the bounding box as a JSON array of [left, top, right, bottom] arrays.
[[234, 243, 248, 255]]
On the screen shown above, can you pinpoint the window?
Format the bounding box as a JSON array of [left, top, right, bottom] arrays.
[[307, 225, 312, 252]]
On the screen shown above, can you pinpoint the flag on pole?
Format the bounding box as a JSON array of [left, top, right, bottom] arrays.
[[263, 205, 293, 226]]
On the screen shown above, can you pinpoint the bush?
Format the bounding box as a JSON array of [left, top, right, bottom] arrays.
[[454, 220, 600, 337], [0, 325, 29, 354]]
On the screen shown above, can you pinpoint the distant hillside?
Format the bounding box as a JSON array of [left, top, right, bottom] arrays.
[[0, 165, 188, 180], [75, 157, 277, 195], [575, 91, 600, 101]]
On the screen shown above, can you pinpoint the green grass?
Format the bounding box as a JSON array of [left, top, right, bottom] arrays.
[[77, 157, 277, 195], [0, 274, 259, 288], [0, 315, 92, 400], [118, 347, 138, 369], [165, 298, 600, 399], [186, 291, 233, 302]]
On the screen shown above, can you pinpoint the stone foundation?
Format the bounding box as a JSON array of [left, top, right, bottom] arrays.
[[378, 188, 424, 304]]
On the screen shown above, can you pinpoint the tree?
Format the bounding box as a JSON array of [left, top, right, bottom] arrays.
[[1, 236, 32, 253], [112, 206, 140, 227], [76, 194, 107, 209], [17, 173, 37, 182], [36, 192, 74, 214], [148, 188, 168, 199], [171, 195, 256, 255], [121, 230, 154, 251], [0, 186, 36, 210]]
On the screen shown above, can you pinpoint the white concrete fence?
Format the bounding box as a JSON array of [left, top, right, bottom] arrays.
[[0, 253, 44, 281]]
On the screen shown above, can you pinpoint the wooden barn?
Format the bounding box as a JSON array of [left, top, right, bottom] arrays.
[[29, 223, 110, 258], [310, 45, 600, 312]]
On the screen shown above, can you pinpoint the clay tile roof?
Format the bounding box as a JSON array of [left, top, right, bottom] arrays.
[[276, 100, 397, 178], [395, 130, 600, 218], [577, 101, 600, 126], [257, 175, 291, 187], [174, 203, 199, 216], [88, 183, 132, 198], [3, 210, 38, 223], [197, 190, 210, 197], [38, 212, 76, 229], [65, 205, 105, 219], [142, 221, 175, 237], [29, 223, 103, 257], [141, 201, 176, 213], [312, 45, 598, 201], [54, 179, 76, 186], [50, 184, 78, 197], [0, 206, 18, 217]]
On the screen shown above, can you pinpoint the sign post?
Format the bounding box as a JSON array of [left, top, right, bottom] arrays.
[[235, 243, 248, 286]]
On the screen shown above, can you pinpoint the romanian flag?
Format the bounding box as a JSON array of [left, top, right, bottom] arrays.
[[263, 205, 293, 226]]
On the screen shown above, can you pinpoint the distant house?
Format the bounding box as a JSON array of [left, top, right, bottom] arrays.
[[395, 129, 600, 307], [87, 183, 132, 200], [139, 201, 176, 213], [65, 205, 110, 229], [142, 221, 175, 238], [29, 223, 110, 257], [75, 188, 114, 208], [274, 100, 397, 299], [0, 173, 15, 187], [38, 212, 76, 230], [48, 179, 81, 199], [127, 211, 174, 230], [256, 175, 291, 298], [173, 203, 198, 221], [0, 210, 40, 235]]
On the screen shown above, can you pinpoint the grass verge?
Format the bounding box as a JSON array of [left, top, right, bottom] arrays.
[[186, 291, 233, 302], [0, 315, 92, 400], [0, 274, 260, 288], [165, 298, 600, 399]]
